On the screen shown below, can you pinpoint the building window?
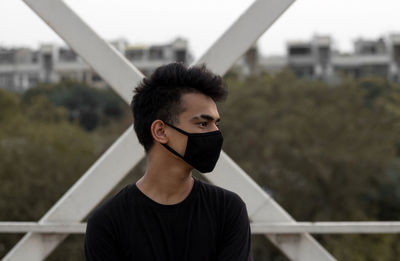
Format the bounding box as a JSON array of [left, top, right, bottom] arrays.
[[126, 49, 144, 61], [289, 46, 311, 56], [43, 54, 53, 71], [318, 46, 330, 67], [0, 50, 15, 64], [59, 48, 77, 62], [32, 52, 39, 63], [149, 47, 164, 60]]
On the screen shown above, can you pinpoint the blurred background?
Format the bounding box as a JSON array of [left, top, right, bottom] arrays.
[[1, 0, 400, 260]]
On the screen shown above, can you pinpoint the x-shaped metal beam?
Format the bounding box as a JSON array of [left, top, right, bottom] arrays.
[[4, 0, 336, 260]]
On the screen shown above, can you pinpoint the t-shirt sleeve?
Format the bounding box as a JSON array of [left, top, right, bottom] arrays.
[[84, 211, 120, 261], [216, 193, 252, 261]]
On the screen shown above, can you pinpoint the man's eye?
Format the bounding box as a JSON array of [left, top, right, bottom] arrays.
[[199, 122, 208, 127]]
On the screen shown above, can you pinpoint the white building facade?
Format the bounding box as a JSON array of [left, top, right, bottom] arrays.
[[0, 37, 192, 92], [259, 34, 400, 83]]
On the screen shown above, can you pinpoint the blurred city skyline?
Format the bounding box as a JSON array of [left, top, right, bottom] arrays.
[[1, 0, 400, 58]]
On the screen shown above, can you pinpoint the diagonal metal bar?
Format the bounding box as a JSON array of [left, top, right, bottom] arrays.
[[4, 1, 145, 259], [4, 127, 144, 260], [5, 0, 336, 260], [194, 0, 294, 75], [193, 0, 333, 259], [207, 153, 336, 260], [24, 0, 144, 104]]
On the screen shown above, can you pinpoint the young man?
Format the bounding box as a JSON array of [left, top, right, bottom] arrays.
[[85, 63, 252, 260]]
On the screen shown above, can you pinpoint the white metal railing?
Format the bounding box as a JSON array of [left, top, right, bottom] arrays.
[[1, 222, 400, 234], [251, 222, 400, 234], [0, 222, 85, 234]]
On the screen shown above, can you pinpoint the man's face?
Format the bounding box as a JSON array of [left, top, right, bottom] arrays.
[[164, 92, 221, 157]]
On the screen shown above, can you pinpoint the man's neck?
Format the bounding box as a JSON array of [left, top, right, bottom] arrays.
[[136, 154, 194, 205]]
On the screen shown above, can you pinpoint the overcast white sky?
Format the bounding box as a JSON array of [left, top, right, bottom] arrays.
[[1, 0, 399, 58]]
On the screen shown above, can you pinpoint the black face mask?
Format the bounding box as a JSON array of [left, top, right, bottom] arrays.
[[161, 121, 223, 173]]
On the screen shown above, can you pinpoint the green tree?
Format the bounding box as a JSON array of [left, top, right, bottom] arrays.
[[0, 89, 96, 259], [23, 80, 127, 131], [220, 71, 400, 260]]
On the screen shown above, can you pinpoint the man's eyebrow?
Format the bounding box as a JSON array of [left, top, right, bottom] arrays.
[[192, 114, 220, 122]]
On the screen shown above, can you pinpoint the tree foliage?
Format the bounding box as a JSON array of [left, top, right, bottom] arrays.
[[23, 81, 126, 131], [0, 89, 96, 259], [220, 71, 400, 260], [1, 72, 400, 260]]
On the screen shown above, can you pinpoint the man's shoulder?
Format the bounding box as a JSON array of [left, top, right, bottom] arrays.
[[196, 178, 246, 208], [88, 184, 134, 223], [196, 179, 250, 237]]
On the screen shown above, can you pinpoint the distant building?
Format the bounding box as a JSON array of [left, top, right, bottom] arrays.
[[0, 47, 41, 92], [0, 37, 192, 92], [257, 34, 400, 83], [123, 37, 191, 76], [332, 37, 390, 81], [287, 35, 333, 81]]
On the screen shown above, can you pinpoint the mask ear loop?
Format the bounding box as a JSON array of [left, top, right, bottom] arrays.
[[161, 120, 190, 136], [161, 143, 186, 160], [160, 120, 188, 160]]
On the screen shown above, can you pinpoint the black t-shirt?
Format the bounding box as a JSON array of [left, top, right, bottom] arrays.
[[85, 177, 252, 261]]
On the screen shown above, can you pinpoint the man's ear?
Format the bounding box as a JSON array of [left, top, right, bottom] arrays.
[[151, 120, 168, 144]]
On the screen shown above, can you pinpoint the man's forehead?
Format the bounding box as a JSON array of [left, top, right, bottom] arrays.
[[180, 93, 220, 120]]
